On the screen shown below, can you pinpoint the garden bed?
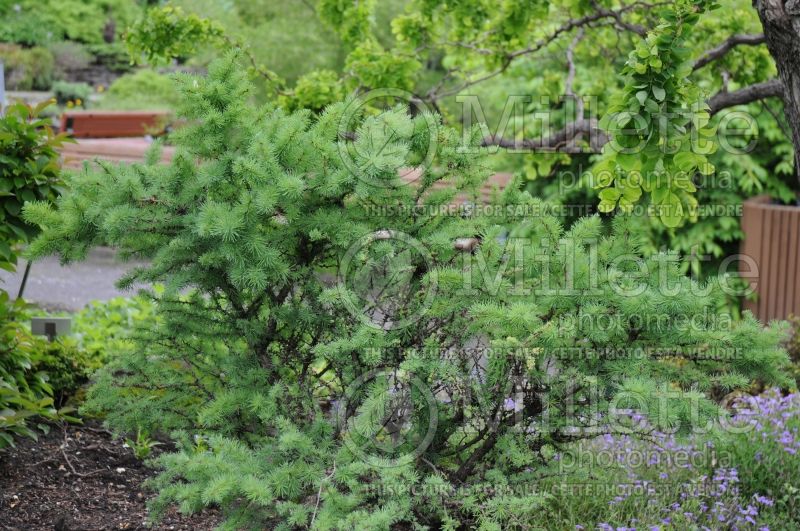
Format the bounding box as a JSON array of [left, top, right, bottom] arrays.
[[0, 421, 219, 530]]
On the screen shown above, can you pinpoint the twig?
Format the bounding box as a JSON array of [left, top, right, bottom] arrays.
[[421, 456, 440, 474], [310, 460, 336, 528], [60, 429, 106, 478], [29, 457, 59, 467], [760, 99, 792, 140], [81, 426, 114, 437], [564, 28, 586, 148], [693, 34, 765, 71]]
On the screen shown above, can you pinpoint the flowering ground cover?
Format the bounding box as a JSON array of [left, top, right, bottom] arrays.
[[528, 391, 800, 530]]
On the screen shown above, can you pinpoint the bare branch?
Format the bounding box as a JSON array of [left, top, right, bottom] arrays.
[[591, 0, 647, 35], [564, 29, 584, 101], [481, 118, 608, 153], [482, 80, 783, 153], [707, 78, 784, 114], [432, 2, 666, 100], [693, 34, 766, 71], [508, 4, 649, 61], [564, 28, 587, 149]]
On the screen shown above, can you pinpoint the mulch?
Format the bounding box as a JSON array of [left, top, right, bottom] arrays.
[[0, 421, 220, 531]]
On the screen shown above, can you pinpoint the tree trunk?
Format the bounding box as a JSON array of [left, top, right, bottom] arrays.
[[754, 0, 800, 196]]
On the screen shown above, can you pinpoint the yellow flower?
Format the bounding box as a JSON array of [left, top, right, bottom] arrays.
[[97, 85, 105, 93], [75, 98, 83, 106], [66, 101, 74, 108]]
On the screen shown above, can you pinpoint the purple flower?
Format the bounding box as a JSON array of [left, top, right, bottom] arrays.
[[753, 494, 774, 507]]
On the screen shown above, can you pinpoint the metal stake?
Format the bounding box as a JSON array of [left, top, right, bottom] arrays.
[[17, 261, 31, 300]]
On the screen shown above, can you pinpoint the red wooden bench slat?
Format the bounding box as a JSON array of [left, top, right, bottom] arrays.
[[61, 111, 170, 138]]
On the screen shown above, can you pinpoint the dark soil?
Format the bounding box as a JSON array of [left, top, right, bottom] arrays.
[[0, 421, 219, 530]]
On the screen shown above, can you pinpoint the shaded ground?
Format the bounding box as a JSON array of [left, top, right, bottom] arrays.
[[0, 248, 147, 311], [0, 421, 219, 530]]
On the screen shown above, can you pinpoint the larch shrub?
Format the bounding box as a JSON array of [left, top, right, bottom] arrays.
[[24, 53, 789, 530]]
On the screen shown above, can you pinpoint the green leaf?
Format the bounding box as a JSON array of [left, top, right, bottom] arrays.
[[598, 199, 616, 213], [617, 153, 641, 172], [618, 196, 634, 212], [598, 188, 621, 202], [652, 86, 666, 101], [621, 186, 642, 202], [660, 192, 683, 227], [698, 162, 715, 175], [651, 185, 669, 204], [673, 152, 697, 172]]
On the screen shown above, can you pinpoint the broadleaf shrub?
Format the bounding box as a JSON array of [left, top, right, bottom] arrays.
[[0, 100, 71, 271], [97, 69, 180, 111], [0, 292, 65, 448], [0, 0, 140, 46], [24, 53, 790, 529], [0, 44, 55, 91], [71, 294, 157, 365], [27, 294, 156, 407], [52, 81, 92, 107]]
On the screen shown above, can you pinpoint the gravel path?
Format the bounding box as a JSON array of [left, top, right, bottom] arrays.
[[0, 248, 147, 311]]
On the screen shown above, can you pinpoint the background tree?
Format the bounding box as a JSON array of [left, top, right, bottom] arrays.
[[124, 0, 798, 283], [754, 0, 800, 184]]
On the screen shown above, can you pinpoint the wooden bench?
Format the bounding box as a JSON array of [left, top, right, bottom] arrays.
[[60, 111, 170, 138], [60, 138, 175, 170]]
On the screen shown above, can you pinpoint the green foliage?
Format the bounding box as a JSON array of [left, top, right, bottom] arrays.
[[48, 40, 94, 79], [23, 54, 790, 529], [98, 69, 181, 111], [71, 294, 156, 365], [29, 338, 93, 407], [318, 0, 376, 46], [52, 81, 91, 106], [280, 70, 345, 113], [0, 44, 55, 91], [124, 4, 287, 96], [0, 0, 141, 46], [125, 426, 162, 459], [86, 41, 135, 73], [27, 294, 154, 406], [593, 0, 717, 227], [125, 5, 225, 65], [0, 101, 71, 272], [343, 39, 421, 92], [784, 315, 800, 390], [0, 292, 73, 449], [217, 0, 348, 86]]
